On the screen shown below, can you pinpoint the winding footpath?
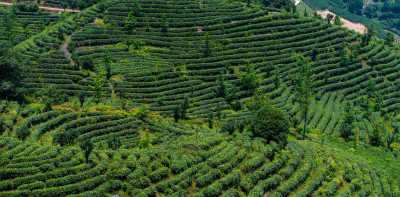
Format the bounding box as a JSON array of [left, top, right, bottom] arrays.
[[0, 1, 80, 12]]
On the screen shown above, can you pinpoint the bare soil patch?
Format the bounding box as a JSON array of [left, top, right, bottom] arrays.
[[317, 10, 366, 34]]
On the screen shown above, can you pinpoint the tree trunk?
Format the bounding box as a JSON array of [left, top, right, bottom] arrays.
[[85, 154, 89, 164], [303, 108, 307, 140]]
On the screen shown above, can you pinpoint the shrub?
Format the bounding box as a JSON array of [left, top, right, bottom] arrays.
[[220, 119, 236, 134], [107, 135, 122, 150], [16, 124, 30, 141], [251, 105, 289, 147]]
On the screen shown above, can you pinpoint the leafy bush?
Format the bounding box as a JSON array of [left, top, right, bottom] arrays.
[[252, 105, 289, 147], [16, 124, 30, 141]]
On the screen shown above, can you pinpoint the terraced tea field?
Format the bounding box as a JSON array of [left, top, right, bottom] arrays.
[[1, 0, 400, 196]]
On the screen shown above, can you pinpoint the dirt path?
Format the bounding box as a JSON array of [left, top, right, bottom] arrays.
[[60, 35, 72, 59], [0, 2, 80, 12], [317, 10, 366, 34]]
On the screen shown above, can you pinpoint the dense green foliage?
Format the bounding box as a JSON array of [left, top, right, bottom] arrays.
[[0, 0, 400, 196], [252, 105, 289, 147], [303, 0, 400, 38]]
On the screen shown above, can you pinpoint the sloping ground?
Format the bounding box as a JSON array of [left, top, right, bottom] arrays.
[[14, 0, 400, 138], [317, 10, 366, 34], [0, 6, 59, 44], [0, 102, 398, 196]]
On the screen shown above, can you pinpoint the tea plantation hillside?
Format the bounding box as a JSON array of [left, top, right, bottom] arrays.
[[1, 0, 400, 196], [0, 103, 399, 196], [0, 3, 60, 46]]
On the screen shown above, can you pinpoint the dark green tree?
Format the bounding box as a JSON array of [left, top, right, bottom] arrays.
[[216, 73, 227, 98], [273, 69, 281, 88], [181, 94, 190, 119], [265, 62, 273, 77], [220, 119, 236, 134], [333, 15, 343, 26], [80, 139, 94, 164], [78, 90, 85, 107], [61, 2, 68, 11], [173, 105, 181, 123], [0, 118, 5, 135], [124, 11, 137, 33], [370, 122, 384, 147], [363, 98, 374, 120], [16, 124, 30, 141], [107, 135, 122, 150], [3, 12, 16, 42], [303, 8, 308, 17], [103, 52, 112, 80], [348, 0, 363, 15], [135, 105, 148, 120], [384, 32, 394, 46], [41, 85, 59, 112], [0, 42, 27, 100], [80, 55, 94, 71], [204, 33, 212, 57], [366, 77, 376, 98], [215, 105, 222, 121], [362, 25, 375, 46], [161, 14, 169, 33], [131, 1, 140, 16], [295, 55, 314, 140], [240, 61, 260, 94], [326, 13, 334, 26], [252, 105, 289, 147], [246, 89, 271, 112], [93, 67, 105, 103], [207, 112, 213, 129], [311, 47, 319, 61], [385, 129, 395, 150], [339, 101, 356, 141], [53, 129, 80, 146]]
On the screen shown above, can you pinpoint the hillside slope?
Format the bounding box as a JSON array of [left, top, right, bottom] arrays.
[[1, 0, 400, 196], [15, 0, 400, 137]]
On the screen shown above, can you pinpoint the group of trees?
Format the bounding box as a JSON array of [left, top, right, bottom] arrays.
[[173, 95, 190, 123], [0, 41, 27, 101]]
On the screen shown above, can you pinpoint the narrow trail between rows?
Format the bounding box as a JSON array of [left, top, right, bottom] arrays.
[[0, 1, 80, 12]]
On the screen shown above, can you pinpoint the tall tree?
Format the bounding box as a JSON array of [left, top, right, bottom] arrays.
[[93, 67, 105, 103], [295, 55, 314, 140], [0, 42, 27, 100], [326, 13, 334, 26], [78, 90, 85, 107], [333, 15, 343, 26], [384, 32, 394, 46], [173, 105, 181, 123], [103, 52, 112, 80], [131, 1, 140, 16], [245, 89, 271, 112], [80, 139, 94, 164], [362, 25, 375, 46], [161, 14, 169, 33], [181, 94, 190, 119], [340, 101, 356, 141], [216, 73, 227, 98], [385, 129, 395, 150], [204, 33, 212, 57], [240, 61, 260, 95], [348, 0, 363, 15], [273, 68, 281, 88], [3, 12, 16, 42], [124, 11, 137, 33]]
